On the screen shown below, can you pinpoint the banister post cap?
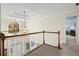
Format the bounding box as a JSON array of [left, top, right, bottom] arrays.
[[0, 33, 5, 40]]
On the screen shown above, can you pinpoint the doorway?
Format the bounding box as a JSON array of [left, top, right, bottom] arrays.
[[65, 16, 77, 44]]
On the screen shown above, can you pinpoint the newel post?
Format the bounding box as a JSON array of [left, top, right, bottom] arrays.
[[43, 30, 45, 44], [58, 31, 61, 49], [0, 33, 5, 56]]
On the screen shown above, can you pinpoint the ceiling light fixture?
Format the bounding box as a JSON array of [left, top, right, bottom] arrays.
[[21, 11, 28, 33]]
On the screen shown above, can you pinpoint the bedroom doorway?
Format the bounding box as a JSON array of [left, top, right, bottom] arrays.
[[65, 16, 77, 44]]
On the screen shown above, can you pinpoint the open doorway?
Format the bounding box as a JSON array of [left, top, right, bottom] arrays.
[[65, 16, 77, 44]]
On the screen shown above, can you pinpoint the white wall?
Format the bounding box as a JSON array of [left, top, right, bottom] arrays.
[[76, 16, 79, 44], [27, 10, 79, 46], [1, 3, 28, 33], [27, 15, 66, 46], [1, 18, 24, 32], [0, 4, 1, 53], [0, 4, 1, 31]]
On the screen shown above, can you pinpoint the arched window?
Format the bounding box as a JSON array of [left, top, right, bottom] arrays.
[[8, 22, 19, 33]]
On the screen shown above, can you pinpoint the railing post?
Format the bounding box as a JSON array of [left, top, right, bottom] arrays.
[[43, 30, 45, 44], [0, 33, 5, 56], [58, 31, 61, 49]]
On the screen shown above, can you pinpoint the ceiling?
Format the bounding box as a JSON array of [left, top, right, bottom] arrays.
[[1, 3, 79, 20]]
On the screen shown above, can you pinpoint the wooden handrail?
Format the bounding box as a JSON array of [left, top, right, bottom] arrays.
[[5, 31, 43, 38], [4, 31, 59, 38], [44, 31, 59, 34], [0, 30, 60, 56]]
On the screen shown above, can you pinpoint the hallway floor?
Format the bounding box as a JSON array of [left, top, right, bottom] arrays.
[[27, 35, 79, 56]]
